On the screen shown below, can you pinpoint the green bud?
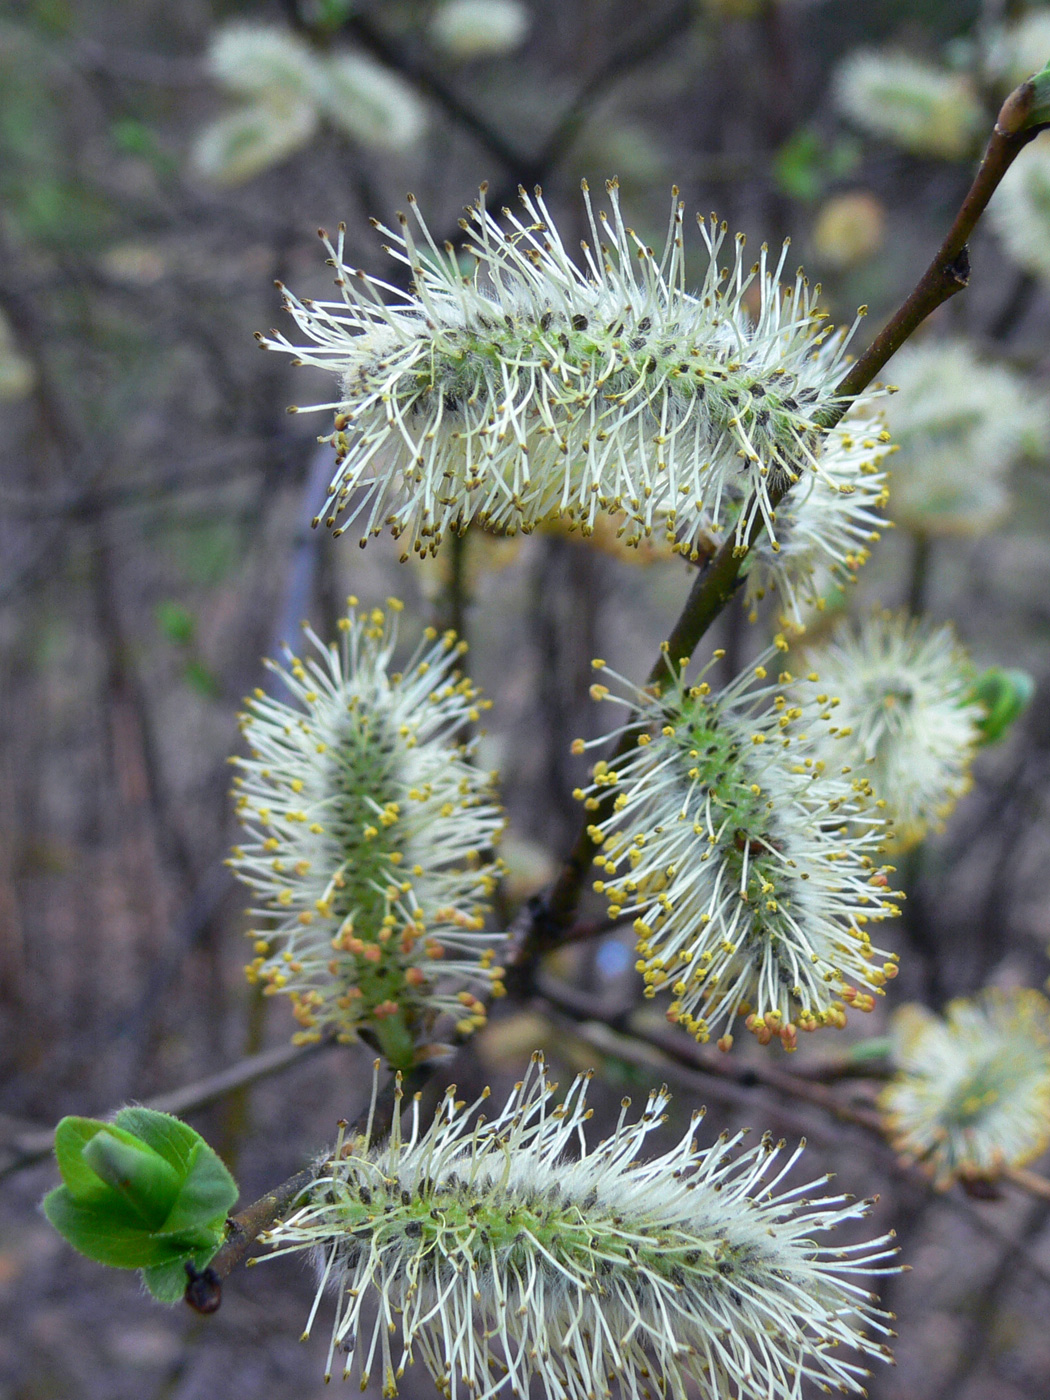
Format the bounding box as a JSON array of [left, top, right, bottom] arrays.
[[998, 62, 1050, 135]]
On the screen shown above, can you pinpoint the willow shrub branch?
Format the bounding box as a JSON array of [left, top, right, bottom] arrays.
[[187, 70, 1050, 1310], [512, 77, 1050, 970]]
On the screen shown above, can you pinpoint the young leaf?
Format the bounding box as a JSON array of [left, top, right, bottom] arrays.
[[42, 1109, 239, 1297], [42, 1189, 182, 1268], [81, 1130, 181, 1227], [159, 1140, 239, 1237]]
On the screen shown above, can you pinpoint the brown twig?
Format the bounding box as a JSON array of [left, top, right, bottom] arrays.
[[185, 1166, 318, 1313], [0, 1038, 333, 1178]]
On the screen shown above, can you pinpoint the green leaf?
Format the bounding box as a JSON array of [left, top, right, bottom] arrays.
[[43, 1109, 238, 1292], [52, 1117, 116, 1201], [113, 1107, 203, 1176], [42, 1188, 181, 1268], [81, 1131, 182, 1227], [160, 1140, 238, 1236], [846, 1035, 893, 1063], [142, 1256, 198, 1303], [311, 0, 357, 32], [969, 666, 1034, 745], [183, 658, 221, 699], [773, 129, 823, 202]]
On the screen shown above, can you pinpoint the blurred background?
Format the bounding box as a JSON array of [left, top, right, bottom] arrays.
[[4, 1, 1050, 1397]]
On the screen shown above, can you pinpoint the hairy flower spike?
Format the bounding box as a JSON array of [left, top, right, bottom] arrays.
[[834, 50, 983, 160], [881, 990, 1050, 1188], [194, 22, 425, 185], [731, 402, 892, 629], [985, 13, 1050, 93], [263, 1054, 897, 1398], [576, 652, 901, 1046], [228, 600, 505, 1056], [801, 612, 984, 851], [261, 182, 863, 558], [883, 337, 1047, 535], [989, 133, 1050, 285]]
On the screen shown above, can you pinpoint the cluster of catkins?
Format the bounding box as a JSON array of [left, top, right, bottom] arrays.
[[224, 184, 1023, 1399]]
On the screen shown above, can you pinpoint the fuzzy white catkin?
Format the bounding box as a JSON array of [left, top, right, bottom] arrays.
[[834, 50, 983, 160], [429, 0, 530, 59], [575, 648, 900, 1050], [261, 1054, 898, 1399], [985, 12, 1050, 92], [195, 21, 426, 185], [228, 600, 505, 1049], [989, 133, 1050, 285], [261, 181, 865, 559], [882, 337, 1046, 535], [207, 21, 322, 102], [799, 611, 984, 851], [316, 52, 426, 152], [192, 100, 319, 186], [882, 989, 1050, 1187]]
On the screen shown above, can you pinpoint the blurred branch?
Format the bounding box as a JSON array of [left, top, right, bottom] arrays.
[[72, 37, 204, 87], [835, 85, 1048, 402], [527, 1, 695, 176], [342, 13, 533, 175], [0, 238, 197, 892], [0, 443, 280, 520], [562, 1014, 828, 1143], [0, 1038, 334, 1177], [931, 1196, 1050, 1400]]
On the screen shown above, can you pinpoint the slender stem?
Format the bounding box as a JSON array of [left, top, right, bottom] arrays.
[[514, 84, 1047, 964], [187, 1166, 316, 1310], [443, 528, 469, 644], [835, 85, 1045, 403]]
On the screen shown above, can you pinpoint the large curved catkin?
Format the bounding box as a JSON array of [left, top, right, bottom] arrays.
[[260, 181, 867, 558], [574, 649, 900, 1049], [261, 1054, 897, 1399]]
